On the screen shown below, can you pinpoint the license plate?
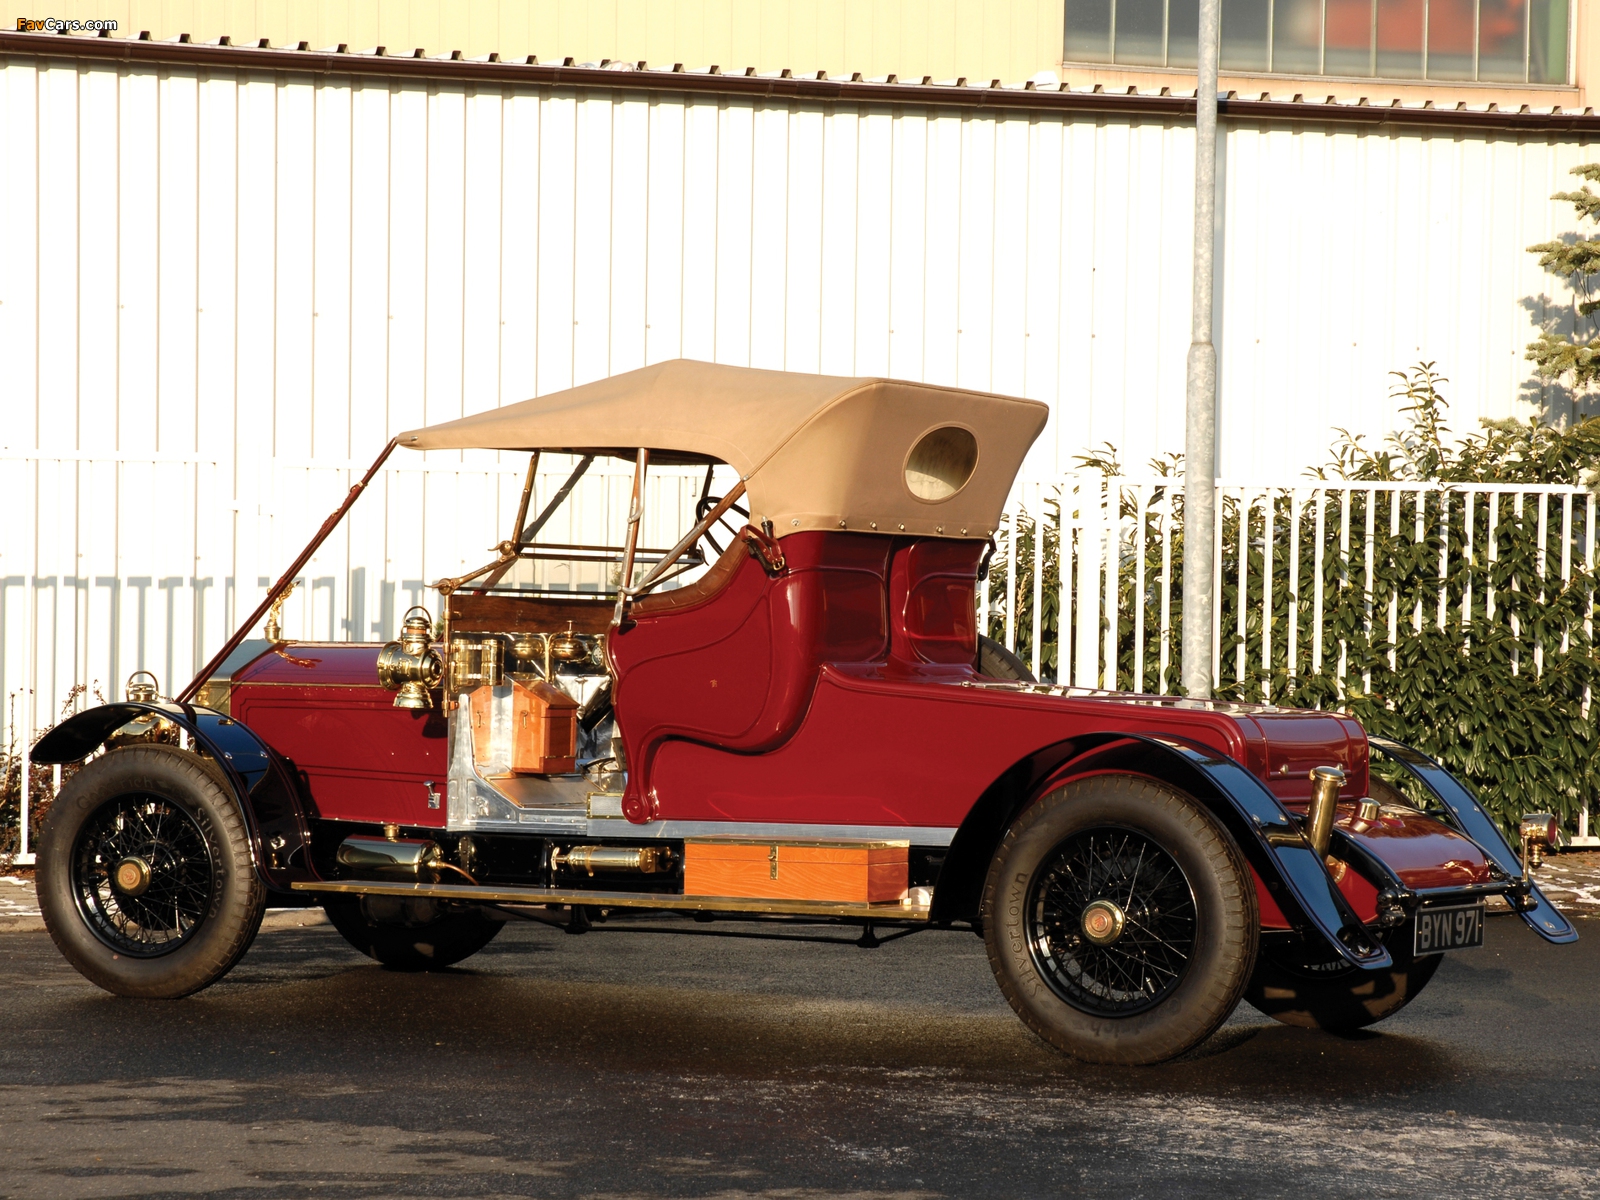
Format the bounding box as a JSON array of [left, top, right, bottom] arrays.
[[1413, 904, 1486, 955]]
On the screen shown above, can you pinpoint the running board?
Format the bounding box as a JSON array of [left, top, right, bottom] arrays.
[[291, 879, 932, 922]]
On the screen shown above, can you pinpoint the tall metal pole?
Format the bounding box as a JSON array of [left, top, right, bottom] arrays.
[[1182, 0, 1222, 699]]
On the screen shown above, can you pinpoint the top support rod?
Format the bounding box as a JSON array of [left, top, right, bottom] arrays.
[[1182, 0, 1221, 700]]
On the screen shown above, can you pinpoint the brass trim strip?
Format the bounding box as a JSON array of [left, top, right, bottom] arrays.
[[684, 837, 911, 850], [291, 878, 931, 920], [225, 680, 384, 689]]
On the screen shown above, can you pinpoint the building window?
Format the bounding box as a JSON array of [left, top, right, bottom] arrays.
[[1063, 0, 1571, 84]]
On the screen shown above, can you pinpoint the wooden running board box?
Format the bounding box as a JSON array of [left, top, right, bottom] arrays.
[[683, 839, 909, 903]]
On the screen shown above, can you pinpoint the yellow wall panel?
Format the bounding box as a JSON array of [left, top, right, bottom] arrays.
[[35, 0, 1063, 81]]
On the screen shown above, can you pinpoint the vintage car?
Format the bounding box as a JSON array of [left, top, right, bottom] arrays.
[[32, 360, 1576, 1065]]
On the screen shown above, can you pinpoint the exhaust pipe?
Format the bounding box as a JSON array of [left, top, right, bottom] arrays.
[[1305, 766, 1346, 858]]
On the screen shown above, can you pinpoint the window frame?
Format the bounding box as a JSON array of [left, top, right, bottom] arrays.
[[1061, 0, 1574, 86]]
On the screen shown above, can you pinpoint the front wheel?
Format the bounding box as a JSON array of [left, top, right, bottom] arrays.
[[982, 774, 1258, 1065], [1244, 919, 1443, 1031], [37, 745, 266, 998]]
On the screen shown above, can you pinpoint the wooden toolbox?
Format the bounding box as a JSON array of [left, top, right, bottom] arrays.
[[683, 838, 909, 903], [469, 679, 579, 774]]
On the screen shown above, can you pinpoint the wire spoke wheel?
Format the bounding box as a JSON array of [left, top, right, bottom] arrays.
[[983, 774, 1256, 1064], [1028, 827, 1198, 1016], [71, 792, 216, 957], [38, 745, 266, 998]]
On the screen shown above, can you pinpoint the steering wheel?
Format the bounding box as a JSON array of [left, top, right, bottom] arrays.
[[695, 492, 751, 559], [694, 462, 751, 563]]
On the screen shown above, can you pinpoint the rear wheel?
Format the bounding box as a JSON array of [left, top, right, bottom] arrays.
[[37, 745, 265, 998], [1244, 919, 1443, 1030], [323, 895, 503, 971], [982, 774, 1258, 1065]]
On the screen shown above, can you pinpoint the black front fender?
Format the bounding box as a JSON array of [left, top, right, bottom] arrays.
[[33, 702, 316, 892]]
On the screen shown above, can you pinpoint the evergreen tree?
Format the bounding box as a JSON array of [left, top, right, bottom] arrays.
[[1527, 163, 1600, 387]]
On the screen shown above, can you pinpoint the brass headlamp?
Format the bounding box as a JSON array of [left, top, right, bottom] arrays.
[[377, 606, 442, 709], [1519, 812, 1560, 873], [124, 671, 161, 703]]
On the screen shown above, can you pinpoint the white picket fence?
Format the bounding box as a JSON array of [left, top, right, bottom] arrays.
[[7, 466, 1600, 858], [982, 472, 1600, 846], [985, 473, 1598, 695]]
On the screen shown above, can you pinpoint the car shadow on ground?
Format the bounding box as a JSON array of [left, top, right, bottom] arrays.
[[38, 925, 1471, 1108]]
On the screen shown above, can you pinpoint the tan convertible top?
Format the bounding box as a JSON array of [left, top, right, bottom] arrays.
[[399, 360, 1048, 539]]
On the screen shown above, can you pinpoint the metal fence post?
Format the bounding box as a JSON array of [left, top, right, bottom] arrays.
[[15, 457, 38, 866]]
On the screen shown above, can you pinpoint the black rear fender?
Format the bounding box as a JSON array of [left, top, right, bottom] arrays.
[[1369, 737, 1576, 945], [934, 733, 1393, 970], [31, 702, 314, 892]]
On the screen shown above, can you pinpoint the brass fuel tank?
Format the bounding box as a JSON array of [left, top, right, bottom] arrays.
[[337, 832, 443, 880]]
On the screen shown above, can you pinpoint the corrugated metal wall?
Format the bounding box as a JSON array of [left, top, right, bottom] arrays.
[[1, 51, 1595, 735]]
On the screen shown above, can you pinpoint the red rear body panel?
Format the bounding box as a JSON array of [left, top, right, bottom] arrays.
[[610, 532, 1368, 823]]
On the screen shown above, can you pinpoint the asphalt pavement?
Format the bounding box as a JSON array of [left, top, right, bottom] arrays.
[[1, 902, 1598, 1200]]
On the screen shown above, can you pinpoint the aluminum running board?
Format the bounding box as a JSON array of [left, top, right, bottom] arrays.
[[291, 879, 932, 922]]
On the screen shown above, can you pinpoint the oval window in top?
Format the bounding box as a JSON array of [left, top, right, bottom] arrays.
[[904, 426, 979, 502]]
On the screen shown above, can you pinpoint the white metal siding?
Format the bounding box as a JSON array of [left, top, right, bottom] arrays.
[[1, 52, 1595, 736]]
